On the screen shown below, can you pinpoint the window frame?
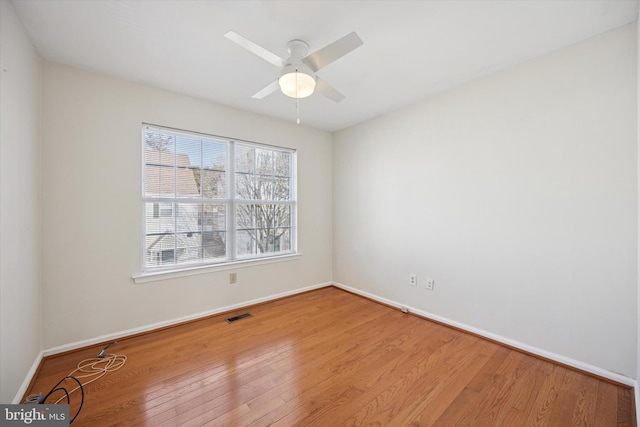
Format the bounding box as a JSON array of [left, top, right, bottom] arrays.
[[139, 124, 298, 278]]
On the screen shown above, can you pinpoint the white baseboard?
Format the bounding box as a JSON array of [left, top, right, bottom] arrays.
[[42, 281, 332, 357], [12, 350, 44, 404], [332, 281, 636, 387]]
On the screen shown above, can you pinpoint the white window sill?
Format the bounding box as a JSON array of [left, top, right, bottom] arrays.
[[132, 253, 302, 284]]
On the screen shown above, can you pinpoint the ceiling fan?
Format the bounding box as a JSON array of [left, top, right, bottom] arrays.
[[224, 31, 363, 103]]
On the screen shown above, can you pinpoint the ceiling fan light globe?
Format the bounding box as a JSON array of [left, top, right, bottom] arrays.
[[279, 70, 316, 99]]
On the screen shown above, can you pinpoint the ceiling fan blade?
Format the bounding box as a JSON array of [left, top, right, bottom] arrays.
[[303, 32, 363, 72], [315, 77, 345, 103], [252, 80, 280, 99], [224, 31, 285, 68]]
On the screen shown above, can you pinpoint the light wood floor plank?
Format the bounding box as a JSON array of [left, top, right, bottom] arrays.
[[23, 286, 634, 426]]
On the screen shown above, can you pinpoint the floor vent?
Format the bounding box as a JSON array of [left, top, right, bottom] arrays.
[[226, 312, 252, 323]]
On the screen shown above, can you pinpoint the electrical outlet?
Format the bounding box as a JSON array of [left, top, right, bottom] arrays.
[[426, 279, 434, 290], [229, 273, 237, 284], [409, 274, 417, 287]]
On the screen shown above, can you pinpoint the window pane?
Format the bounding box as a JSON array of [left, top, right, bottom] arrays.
[[201, 170, 226, 198], [255, 149, 273, 175], [145, 200, 175, 268], [237, 203, 257, 257], [253, 226, 288, 254], [146, 234, 175, 268], [274, 228, 291, 252], [145, 165, 175, 198], [176, 203, 200, 234], [274, 151, 290, 177], [146, 201, 231, 266], [274, 176, 290, 200], [203, 140, 227, 171], [235, 203, 292, 257], [176, 232, 201, 264], [236, 203, 255, 231], [203, 140, 226, 198], [254, 204, 271, 230], [201, 204, 226, 232], [235, 172, 255, 200], [145, 131, 175, 198], [201, 204, 227, 260], [176, 167, 200, 197], [144, 130, 175, 156], [174, 134, 202, 200], [237, 230, 256, 256], [203, 231, 226, 260], [274, 204, 291, 228], [145, 202, 174, 235], [235, 145, 255, 173], [176, 134, 202, 169], [255, 175, 273, 200], [234, 146, 292, 201]]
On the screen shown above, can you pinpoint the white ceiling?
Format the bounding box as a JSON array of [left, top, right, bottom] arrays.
[[11, 0, 639, 132]]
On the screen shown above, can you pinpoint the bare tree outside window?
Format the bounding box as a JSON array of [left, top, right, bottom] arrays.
[[235, 145, 293, 256]]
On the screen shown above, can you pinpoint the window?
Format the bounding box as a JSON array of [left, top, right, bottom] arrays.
[[143, 125, 296, 272]]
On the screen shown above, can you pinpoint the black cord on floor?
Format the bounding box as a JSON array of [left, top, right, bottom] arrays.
[[40, 375, 84, 424], [24, 350, 126, 423]]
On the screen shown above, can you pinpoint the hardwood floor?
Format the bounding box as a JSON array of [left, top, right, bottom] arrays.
[[25, 287, 634, 426]]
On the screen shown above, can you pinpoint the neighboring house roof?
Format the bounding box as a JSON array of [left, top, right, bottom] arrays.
[[145, 150, 199, 196]]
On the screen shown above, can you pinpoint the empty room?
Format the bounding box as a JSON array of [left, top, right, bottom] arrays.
[[1, 0, 639, 425]]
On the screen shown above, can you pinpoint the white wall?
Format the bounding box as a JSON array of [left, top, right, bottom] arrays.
[[636, 7, 640, 422], [40, 61, 333, 348], [334, 24, 637, 378], [0, 1, 42, 403]]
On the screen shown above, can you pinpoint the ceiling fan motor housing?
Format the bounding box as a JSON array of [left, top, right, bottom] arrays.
[[286, 39, 309, 60]]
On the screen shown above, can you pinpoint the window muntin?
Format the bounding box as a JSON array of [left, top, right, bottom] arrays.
[[142, 125, 296, 271]]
